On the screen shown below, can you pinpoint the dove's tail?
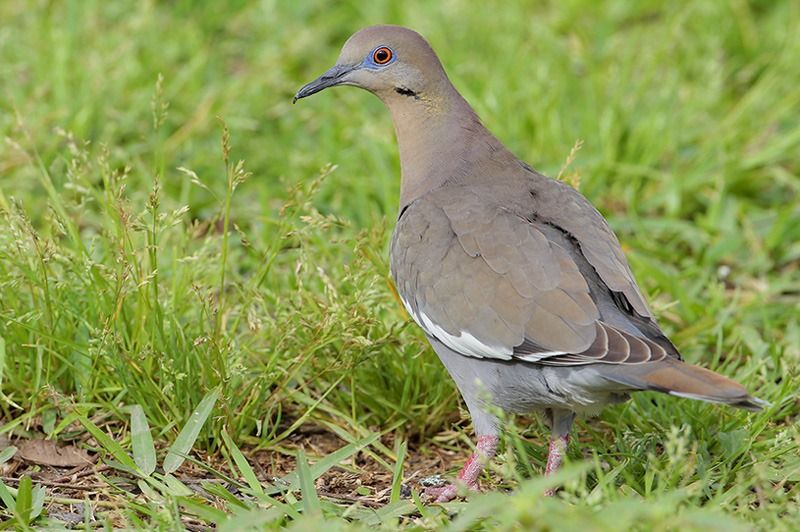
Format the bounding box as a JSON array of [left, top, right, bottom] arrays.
[[600, 357, 768, 411]]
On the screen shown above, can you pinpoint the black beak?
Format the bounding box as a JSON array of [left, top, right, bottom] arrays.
[[293, 64, 356, 103]]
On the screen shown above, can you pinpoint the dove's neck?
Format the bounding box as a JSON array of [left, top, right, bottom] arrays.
[[384, 83, 517, 210]]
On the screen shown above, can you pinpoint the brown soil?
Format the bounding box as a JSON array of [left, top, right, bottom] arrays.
[[0, 425, 473, 526]]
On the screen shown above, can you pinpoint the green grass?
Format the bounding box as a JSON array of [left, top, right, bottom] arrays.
[[0, 0, 798, 529]]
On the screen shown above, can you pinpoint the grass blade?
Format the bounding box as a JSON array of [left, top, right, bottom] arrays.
[[221, 428, 264, 496], [178, 496, 230, 525], [163, 387, 219, 474], [161, 474, 194, 496], [296, 448, 321, 517], [390, 439, 407, 504], [200, 481, 250, 510], [0, 480, 16, 512], [0, 446, 17, 465], [0, 336, 5, 391], [130, 405, 156, 476], [357, 500, 418, 527], [15, 475, 32, 526], [266, 433, 379, 494], [77, 415, 139, 473], [137, 479, 162, 502], [218, 508, 285, 532], [30, 485, 44, 520]]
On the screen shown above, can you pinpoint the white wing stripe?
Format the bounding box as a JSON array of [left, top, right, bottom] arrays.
[[400, 295, 514, 359], [515, 351, 569, 362], [401, 295, 568, 361], [419, 311, 514, 359]]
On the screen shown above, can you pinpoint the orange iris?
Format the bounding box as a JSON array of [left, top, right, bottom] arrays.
[[373, 47, 393, 65]]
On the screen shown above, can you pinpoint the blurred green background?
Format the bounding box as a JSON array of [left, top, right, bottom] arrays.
[[1, 0, 798, 529]]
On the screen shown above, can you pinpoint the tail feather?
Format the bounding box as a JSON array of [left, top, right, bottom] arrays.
[[600, 358, 767, 411]]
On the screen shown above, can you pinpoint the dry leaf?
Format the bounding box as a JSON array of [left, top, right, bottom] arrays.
[[17, 439, 93, 467]]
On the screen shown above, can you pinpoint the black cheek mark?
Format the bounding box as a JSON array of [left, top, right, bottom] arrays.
[[395, 86, 420, 99]]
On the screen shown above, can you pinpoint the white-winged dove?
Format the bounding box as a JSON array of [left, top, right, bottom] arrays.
[[295, 25, 765, 502]]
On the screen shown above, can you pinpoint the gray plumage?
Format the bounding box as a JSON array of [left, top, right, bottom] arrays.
[[295, 25, 765, 501]]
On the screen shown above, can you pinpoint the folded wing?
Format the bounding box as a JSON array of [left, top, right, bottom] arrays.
[[391, 185, 676, 366]]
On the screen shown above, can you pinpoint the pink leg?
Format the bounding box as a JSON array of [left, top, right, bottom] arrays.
[[543, 434, 569, 496], [425, 435, 498, 502]]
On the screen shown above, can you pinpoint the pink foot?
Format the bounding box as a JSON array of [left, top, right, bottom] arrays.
[[543, 434, 569, 497], [422, 435, 498, 503], [424, 480, 479, 502]]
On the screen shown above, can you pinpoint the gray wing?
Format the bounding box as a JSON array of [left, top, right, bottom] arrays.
[[529, 177, 652, 318], [391, 184, 675, 366]]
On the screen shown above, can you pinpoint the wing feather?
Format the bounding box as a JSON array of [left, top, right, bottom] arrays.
[[390, 184, 675, 367]]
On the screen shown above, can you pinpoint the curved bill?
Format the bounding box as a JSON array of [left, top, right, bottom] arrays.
[[293, 64, 356, 103]]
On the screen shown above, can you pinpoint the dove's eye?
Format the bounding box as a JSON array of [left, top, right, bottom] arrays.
[[372, 47, 393, 65]]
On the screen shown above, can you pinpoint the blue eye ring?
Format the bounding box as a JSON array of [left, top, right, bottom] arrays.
[[371, 46, 394, 65]]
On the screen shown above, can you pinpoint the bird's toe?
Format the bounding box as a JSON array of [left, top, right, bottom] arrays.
[[423, 481, 478, 502]]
